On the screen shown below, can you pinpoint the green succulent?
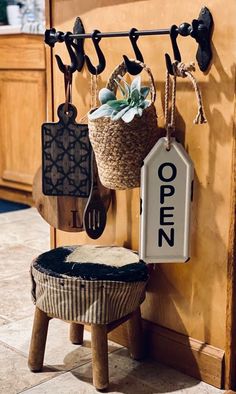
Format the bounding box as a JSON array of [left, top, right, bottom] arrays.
[[88, 75, 151, 123]]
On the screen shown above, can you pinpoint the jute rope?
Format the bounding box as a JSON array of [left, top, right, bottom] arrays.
[[164, 60, 207, 150]]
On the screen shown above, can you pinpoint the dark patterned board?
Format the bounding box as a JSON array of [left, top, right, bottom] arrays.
[[42, 103, 92, 197]]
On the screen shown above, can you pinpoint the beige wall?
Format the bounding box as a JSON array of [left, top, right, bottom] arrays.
[[49, 0, 236, 350]]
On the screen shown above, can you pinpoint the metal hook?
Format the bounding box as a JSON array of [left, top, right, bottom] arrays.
[[123, 28, 144, 75], [84, 30, 106, 75], [55, 32, 78, 74], [165, 25, 181, 75]]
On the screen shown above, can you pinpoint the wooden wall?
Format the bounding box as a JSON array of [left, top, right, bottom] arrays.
[[47, 0, 236, 386]]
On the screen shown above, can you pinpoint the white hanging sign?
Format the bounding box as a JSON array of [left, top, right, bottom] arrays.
[[140, 137, 194, 263]]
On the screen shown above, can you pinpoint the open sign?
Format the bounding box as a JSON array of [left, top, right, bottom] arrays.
[[140, 137, 194, 263]]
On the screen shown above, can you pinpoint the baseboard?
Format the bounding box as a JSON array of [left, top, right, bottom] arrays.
[[108, 319, 225, 389]]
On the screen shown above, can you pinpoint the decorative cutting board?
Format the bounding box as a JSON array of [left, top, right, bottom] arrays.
[[140, 137, 194, 263], [42, 103, 92, 197]]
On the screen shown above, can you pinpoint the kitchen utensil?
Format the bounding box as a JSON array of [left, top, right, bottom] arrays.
[[83, 155, 107, 239], [42, 103, 92, 197]]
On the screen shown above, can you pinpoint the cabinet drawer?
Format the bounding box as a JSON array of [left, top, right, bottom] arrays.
[[0, 34, 45, 69]]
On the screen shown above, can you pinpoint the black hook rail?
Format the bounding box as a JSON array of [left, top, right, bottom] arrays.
[[45, 7, 213, 73]]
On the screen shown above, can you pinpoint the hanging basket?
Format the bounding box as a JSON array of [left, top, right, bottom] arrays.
[[88, 61, 159, 190]]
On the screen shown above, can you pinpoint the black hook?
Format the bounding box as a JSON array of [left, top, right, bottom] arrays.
[[123, 28, 144, 75], [84, 30, 106, 75], [55, 32, 78, 74], [165, 25, 181, 75]]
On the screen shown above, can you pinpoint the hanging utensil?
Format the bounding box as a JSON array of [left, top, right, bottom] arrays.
[[83, 154, 107, 239]]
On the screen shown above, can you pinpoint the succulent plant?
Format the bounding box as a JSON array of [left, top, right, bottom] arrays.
[[89, 75, 151, 123]]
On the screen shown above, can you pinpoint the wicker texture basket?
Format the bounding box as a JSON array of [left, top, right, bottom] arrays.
[[88, 61, 159, 190]]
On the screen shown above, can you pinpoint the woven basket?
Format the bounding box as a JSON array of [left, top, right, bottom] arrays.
[[88, 61, 159, 190]]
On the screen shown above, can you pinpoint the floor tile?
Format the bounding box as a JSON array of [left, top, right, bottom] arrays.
[[0, 207, 45, 225], [22, 349, 224, 394], [0, 273, 34, 322], [22, 361, 155, 394], [0, 244, 44, 279], [104, 348, 224, 393], [0, 317, 92, 372], [0, 317, 121, 373], [0, 221, 49, 249], [0, 343, 61, 394], [23, 236, 50, 252], [0, 316, 10, 326]]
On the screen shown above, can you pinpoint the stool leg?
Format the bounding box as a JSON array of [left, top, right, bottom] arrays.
[[70, 323, 84, 345], [91, 324, 109, 390], [127, 307, 144, 360], [28, 306, 50, 372]]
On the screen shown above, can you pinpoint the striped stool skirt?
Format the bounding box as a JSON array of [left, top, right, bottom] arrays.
[[28, 245, 149, 390]]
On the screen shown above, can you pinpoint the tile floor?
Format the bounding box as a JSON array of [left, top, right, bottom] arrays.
[[0, 208, 225, 393]]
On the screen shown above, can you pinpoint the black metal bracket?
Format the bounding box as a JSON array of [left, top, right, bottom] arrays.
[[44, 7, 213, 73], [72, 17, 85, 72], [178, 7, 213, 71]]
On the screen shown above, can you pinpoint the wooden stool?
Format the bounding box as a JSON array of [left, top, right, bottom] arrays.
[[28, 245, 148, 390]]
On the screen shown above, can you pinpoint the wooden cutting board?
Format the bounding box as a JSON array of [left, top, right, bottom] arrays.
[[33, 166, 111, 232]]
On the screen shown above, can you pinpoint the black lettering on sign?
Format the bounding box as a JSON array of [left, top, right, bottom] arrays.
[[160, 185, 175, 204], [158, 228, 175, 247], [158, 162, 177, 182], [160, 207, 174, 225], [71, 210, 83, 229]]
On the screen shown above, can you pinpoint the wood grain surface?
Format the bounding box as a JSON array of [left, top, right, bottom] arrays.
[[33, 166, 111, 232]]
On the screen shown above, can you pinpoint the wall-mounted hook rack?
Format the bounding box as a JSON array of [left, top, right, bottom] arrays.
[[44, 7, 213, 72]]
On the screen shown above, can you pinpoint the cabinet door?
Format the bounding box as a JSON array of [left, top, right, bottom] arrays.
[[0, 70, 45, 191]]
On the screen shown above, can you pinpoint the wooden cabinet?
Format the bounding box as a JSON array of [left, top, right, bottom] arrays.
[[0, 34, 46, 204]]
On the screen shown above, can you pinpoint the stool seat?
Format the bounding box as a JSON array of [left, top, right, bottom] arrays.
[[33, 245, 148, 281]]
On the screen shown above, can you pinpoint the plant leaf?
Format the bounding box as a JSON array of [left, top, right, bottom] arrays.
[[140, 100, 151, 109], [107, 99, 128, 110], [111, 106, 130, 121], [88, 104, 114, 120], [98, 88, 116, 104], [131, 75, 141, 93], [117, 75, 130, 96], [121, 107, 139, 123], [130, 88, 141, 103], [140, 86, 150, 99], [114, 79, 127, 98]]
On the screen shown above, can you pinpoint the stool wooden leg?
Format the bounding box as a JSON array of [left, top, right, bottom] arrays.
[[91, 324, 109, 390], [70, 323, 84, 345], [28, 306, 50, 372], [127, 307, 144, 360]]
